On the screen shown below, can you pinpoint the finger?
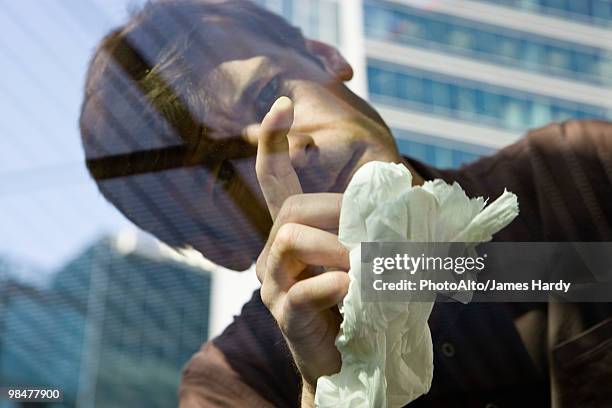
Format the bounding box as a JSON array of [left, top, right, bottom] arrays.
[[261, 271, 348, 349], [285, 271, 349, 313], [274, 193, 343, 230], [266, 223, 349, 290], [254, 96, 302, 220], [256, 193, 343, 282]]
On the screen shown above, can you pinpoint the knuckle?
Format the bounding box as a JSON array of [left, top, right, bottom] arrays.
[[286, 285, 307, 312], [335, 243, 349, 268], [277, 298, 302, 337], [276, 312, 291, 335], [255, 255, 266, 282], [278, 194, 300, 223], [260, 283, 274, 310], [334, 193, 343, 214], [274, 222, 301, 253], [330, 272, 349, 293], [255, 158, 267, 177], [256, 168, 273, 185]]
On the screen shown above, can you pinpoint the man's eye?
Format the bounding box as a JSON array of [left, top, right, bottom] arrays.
[[254, 76, 281, 121]]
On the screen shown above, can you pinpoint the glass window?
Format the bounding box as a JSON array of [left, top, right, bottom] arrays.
[[517, 0, 539, 12], [434, 147, 454, 168], [453, 151, 479, 167], [472, 89, 485, 117], [393, 130, 487, 168], [598, 57, 612, 83], [396, 139, 426, 162], [542, 0, 565, 10], [478, 0, 611, 27], [432, 81, 451, 110], [551, 105, 574, 121], [399, 74, 423, 102], [546, 45, 569, 71], [475, 31, 498, 54], [368, 61, 607, 132], [364, 5, 385, 37], [574, 53, 598, 77], [593, 0, 612, 20], [364, 1, 611, 84], [531, 99, 553, 126], [498, 36, 518, 59], [421, 78, 434, 105], [368, 66, 397, 97], [567, 1, 591, 15], [411, 15, 427, 39], [503, 98, 525, 129], [421, 143, 435, 164], [426, 20, 448, 44], [318, 0, 339, 46], [395, 15, 419, 39], [457, 88, 477, 120], [448, 26, 473, 49], [259, 0, 339, 46], [482, 92, 503, 119]]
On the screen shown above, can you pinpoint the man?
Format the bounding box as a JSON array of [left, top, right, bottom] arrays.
[[80, 0, 612, 406]]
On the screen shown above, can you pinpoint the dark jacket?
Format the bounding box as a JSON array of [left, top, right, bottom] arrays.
[[179, 120, 612, 407]]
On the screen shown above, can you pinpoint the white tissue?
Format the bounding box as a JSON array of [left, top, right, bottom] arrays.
[[314, 161, 519, 408]]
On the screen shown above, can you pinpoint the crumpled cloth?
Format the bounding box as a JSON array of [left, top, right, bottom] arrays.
[[315, 161, 519, 408]]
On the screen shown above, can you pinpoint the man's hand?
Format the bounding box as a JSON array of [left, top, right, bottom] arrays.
[[249, 97, 350, 403]]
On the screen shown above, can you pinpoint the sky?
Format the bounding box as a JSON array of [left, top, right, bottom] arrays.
[[0, 0, 149, 277]]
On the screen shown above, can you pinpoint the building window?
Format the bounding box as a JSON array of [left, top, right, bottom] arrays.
[[477, 0, 612, 28], [368, 60, 608, 132], [393, 130, 488, 169], [364, 0, 611, 86], [255, 0, 340, 46]]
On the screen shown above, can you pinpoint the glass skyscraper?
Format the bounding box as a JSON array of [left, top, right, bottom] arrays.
[[257, 0, 611, 169], [0, 237, 211, 407]]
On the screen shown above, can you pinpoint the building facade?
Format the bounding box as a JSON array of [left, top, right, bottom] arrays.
[[0, 237, 211, 407], [256, 0, 611, 169]]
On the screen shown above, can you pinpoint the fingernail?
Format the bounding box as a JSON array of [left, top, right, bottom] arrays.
[[272, 96, 292, 112]]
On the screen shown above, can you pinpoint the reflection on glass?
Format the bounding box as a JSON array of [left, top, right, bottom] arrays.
[[368, 60, 608, 132], [255, 0, 339, 45], [393, 129, 488, 169], [0, 237, 211, 407], [477, 0, 612, 28], [364, 0, 611, 85]]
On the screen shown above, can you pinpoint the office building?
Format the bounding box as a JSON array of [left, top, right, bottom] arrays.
[[0, 236, 211, 407], [256, 0, 611, 168]]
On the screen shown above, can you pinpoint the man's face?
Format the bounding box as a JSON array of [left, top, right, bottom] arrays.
[[192, 23, 402, 269]]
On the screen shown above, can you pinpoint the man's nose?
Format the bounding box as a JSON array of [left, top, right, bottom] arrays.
[[288, 133, 316, 169]]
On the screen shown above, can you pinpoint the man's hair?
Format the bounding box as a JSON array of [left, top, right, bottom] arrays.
[[79, 0, 313, 262]]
